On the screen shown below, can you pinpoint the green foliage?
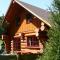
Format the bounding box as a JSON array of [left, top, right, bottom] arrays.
[[37, 26, 60, 60], [0, 41, 5, 54], [19, 54, 38, 60], [53, 0, 60, 11], [36, 0, 60, 60], [0, 55, 17, 60], [51, 0, 60, 25], [0, 16, 5, 54], [0, 16, 4, 35], [0, 16, 9, 35]]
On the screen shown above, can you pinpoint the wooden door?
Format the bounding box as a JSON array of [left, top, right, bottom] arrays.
[[13, 38, 21, 51]]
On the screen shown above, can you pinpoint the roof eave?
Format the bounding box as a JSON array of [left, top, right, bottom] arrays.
[[15, 0, 51, 27], [4, 0, 13, 19]]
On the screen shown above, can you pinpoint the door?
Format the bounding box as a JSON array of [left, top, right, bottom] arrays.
[[13, 37, 21, 51]]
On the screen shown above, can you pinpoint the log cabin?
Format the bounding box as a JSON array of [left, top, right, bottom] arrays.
[[2, 0, 52, 54]]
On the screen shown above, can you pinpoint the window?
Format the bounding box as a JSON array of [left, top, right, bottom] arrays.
[[27, 36, 39, 47], [26, 13, 33, 23], [15, 16, 20, 26]]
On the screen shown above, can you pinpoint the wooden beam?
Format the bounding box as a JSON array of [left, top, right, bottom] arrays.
[[25, 33, 36, 36]]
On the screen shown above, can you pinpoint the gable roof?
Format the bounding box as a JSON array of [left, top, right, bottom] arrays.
[[14, 0, 52, 27]]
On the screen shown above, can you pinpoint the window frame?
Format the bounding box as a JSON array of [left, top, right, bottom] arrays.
[[27, 36, 39, 47]]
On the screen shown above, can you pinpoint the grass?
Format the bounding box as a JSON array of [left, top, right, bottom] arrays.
[[0, 40, 3, 50], [18, 54, 39, 60], [0, 54, 39, 60], [0, 55, 17, 60]]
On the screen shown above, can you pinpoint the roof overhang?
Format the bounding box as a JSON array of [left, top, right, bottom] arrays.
[[15, 0, 51, 27], [5, 0, 51, 27]]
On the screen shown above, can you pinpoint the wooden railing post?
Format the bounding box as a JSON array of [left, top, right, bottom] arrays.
[[11, 40, 14, 54]]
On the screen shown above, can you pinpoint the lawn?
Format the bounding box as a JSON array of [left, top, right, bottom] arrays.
[[0, 40, 3, 50], [0, 55, 17, 60], [0, 54, 39, 60]]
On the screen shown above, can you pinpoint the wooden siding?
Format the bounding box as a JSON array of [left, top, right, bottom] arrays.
[[4, 2, 49, 54], [15, 13, 41, 35], [3, 35, 11, 53]]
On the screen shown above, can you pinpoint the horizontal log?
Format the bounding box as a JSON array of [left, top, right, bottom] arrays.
[[21, 40, 27, 43]]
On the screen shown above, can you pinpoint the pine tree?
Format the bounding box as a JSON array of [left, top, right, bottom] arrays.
[[0, 16, 4, 35], [0, 16, 5, 54], [36, 0, 60, 60]]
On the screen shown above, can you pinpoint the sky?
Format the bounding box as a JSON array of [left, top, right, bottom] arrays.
[[0, 0, 53, 16]]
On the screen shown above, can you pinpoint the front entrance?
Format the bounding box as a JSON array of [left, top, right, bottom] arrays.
[[13, 38, 21, 51]]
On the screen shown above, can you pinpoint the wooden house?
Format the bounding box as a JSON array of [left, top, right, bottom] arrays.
[[2, 0, 52, 54]]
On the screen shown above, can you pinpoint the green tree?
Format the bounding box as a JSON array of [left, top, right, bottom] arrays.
[[0, 16, 4, 35], [0, 15, 10, 54], [0, 16, 5, 54], [36, 0, 60, 60], [0, 16, 9, 35], [0, 42, 5, 54]]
